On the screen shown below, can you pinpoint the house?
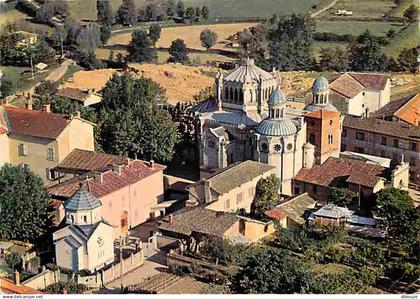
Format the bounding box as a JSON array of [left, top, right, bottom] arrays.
[[186, 160, 276, 213], [334, 10, 353, 16], [158, 206, 275, 246], [265, 192, 317, 228], [57, 87, 102, 107], [342, 115, 420, 184], [372, 93, 419, 126], [14, 31, 38, 48], [326, 72, 391, 117], [0, 105, 95, 185], [35, 62, 48, 72], [293, 155, 409, 214], [48, 158, 166, 237], [0, 275, 44, 294], [52, 184, 114, 272]]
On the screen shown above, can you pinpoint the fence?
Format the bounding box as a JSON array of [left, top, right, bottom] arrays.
[[22, 269, 60, 290]]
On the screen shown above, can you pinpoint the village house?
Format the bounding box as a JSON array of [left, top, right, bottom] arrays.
[[372, 93, 419, 126], [53, 184, 114, 272], [56, 87, 102, 107], [0, 105, 95, 185], [326, 72, 391, 117], [186, 160, 276, 213], [48, 156, 166, 238], [342, 115, 420, 184], [293, 155, 409, 214]]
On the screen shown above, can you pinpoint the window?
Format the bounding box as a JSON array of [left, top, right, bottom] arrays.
[[47, 148, 55, 161], [294, 187, 300, 195], [18, 144, 28, 156], [224, 199, 230, 210], [236, 193, 243, 205], [356, 132, 365, 141], [341, 144, 346, 151], [355, 146, 364, 154], [410, 142, 417, 151], [393, 139, 399, 148], [83, 215, 87, 223], [342, 129, 347, 137], [410, 157, 416, 166], [381, 137, 387, 145], [47, 168, 63, 181], [261, 143, 269, 152], [309, 133, 316, 145], [70, 215, 74, 223], [328, 134, 333, 144], [248, 187, 255, 198], [312, 185, 317, 194]]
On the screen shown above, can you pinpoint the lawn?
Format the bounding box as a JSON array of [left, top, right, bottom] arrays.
[[384, 23, 419, 58], [388, 0, 417, 17], [319, 0, 396, 19], [315, 21, 404, 36], [0, 66, 28, 94]]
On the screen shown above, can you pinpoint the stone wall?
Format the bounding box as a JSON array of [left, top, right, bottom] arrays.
[[22, 269, 59, 290]]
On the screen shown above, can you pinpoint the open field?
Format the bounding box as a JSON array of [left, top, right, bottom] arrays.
[[315, 20, 403, 36], [388, 0, 417, 17], [108, 22, 258, 52], [319, 0, 396, 19], [384, 23, 419, 58]]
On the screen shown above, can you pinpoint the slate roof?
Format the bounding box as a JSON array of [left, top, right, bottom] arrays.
[[313, 204, 354, 219], [0, 106, 70, 139], [57, 149, 127, 172], [57, 87, 89, 102], [265, 193, 317, 224], [294, 156, 387, 188], [190, 160, 275, 196], [63, 184, 102, 211], [329, 72, 389, 99], [256, 118, 298, 136], [48, 160, 166, 199], [373, 93, 419, 126], [343, 115, 420, 141], [158, 207, 238, 237], [224, 58, 274, 83]]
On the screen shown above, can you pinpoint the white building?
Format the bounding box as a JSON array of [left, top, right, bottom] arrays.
[[53, 184, 114, 272]]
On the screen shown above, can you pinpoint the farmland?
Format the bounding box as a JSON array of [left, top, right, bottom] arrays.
[[318, 0, 396, 19], [315, 21, 403, 36]]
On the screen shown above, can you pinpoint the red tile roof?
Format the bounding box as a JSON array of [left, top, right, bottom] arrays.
[[0, 126, 7, 134], [57, 149, 128, 172], [394, 93, 420, 126], [294, 157, 387, 188], [49, 160, 166, 198], [0, 106, 70, 139], [329, 72, 389, 99], [305, 109, 340, 119], [265, 207, 288, 219], [0, 277, 44, 294]]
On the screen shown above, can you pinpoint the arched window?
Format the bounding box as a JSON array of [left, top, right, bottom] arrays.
[[225, 87, 229, 100], [70, 215, 74, 223], [250, 90, 253, 102], [230, 88, 234, 101], [234, 89, 239, 103], [83, 215, 87, 223], [276, 109, 280, 118], [239, 90, 244, 104], [309, 133, 316, 145]]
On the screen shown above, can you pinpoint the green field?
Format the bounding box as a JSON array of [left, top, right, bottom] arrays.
[[384, 23, 420, 58], [320, 0, 396, 19], [315, 20, 404, 36], [388, 0, 418, 17]]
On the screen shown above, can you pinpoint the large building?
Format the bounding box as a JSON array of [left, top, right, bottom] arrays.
[[0, 105, 95, 185], [372, 93, 419, 126], [195, 59, 341, 195], [342, 115, 420, 184]]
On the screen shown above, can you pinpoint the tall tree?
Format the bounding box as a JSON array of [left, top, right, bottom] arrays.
[[328, 187, 356, 207], [126, 29, 157, 62], [176, 0, 185, 18], [168, 38, 189, 63], [201, 6, 209, 21], [100, 25, 111, 45], [403, 4, 418, 23], [200, 28, 217, 50], [166, 0, 177, 17], [251, 174, 280, 220], [268, 14, 315, 70], [348, 30, 388, 72], [96, 73, 179, 161], [195, 7, 201, 20], [318, 47, 349, 72], [185, 7, 195, 22], [0, 164, 50, 242], [97, 0, 113, 25], [397, 47, 419, 73], [149, 23, 162, 47], [117, 0, 137, 25], [76, 23, 102, 53], [238, 25, 267, 65]]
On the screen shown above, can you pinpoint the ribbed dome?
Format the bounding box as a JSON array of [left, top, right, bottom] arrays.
[[224, 58, 274, 83], [256, 118, 297, 136], [64, 184, 102, 211], [304, 102, 338, 112], [312, 76, 329, 92], [269, 88, 286, 106]]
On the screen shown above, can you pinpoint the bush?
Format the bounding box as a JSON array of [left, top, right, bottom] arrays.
[[168, 263, 192, 276], [45, 281, 87, 294], [5, 253, 22, 271]]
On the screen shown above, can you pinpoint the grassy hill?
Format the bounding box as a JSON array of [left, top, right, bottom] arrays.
[[384, 23, 419, 58]]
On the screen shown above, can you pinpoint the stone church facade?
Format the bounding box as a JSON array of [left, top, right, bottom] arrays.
[[195, 58, 341, 196]]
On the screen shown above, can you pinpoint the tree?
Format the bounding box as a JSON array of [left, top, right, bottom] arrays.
[[200, 236, 236, 265], [195, 7, 201, 20], [318, 47, 349, 72], [117, 0, 137, 25], [166, 0, 177, 17], [139, 0, 165, 21], [0, 79, 13, 98], [374, 188, 420, 249], [5, 253, 22, 271], [268, 14, 315, 71], [232, 249, 310, 293], [74, 51, 105, 70], [34, 80, 59, 105], [328, 187, 356, 207], [185, 7, 195, 22], [149, 23, 161, 47], [348, 30, 388, 72], [97, 0, 113, 25], [200, 29, 217, 50], [96, 73, 179, 161], [251, 174, 280, 220], [176, 0, 185, 18], [0, 164, 50, 242], [169, 38, 189, 63], [403, 4, 418, 23], [35, 0, 68, 23], [76, 23, 102, 53], [126, 29, 157, 62], [201, 6, 209, 21], [53, 25, 67, 57], [100, 25, 111, 45], [397, 47, 419, 73], [238, 25, 267, 64], [64, 18, 81, 46]]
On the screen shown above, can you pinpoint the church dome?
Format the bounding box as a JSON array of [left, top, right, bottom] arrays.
[[64, 184, 102, 211], [224, 58, 274, 83], [304, 102, 338, 112], [256, 118, 297, 136], [312, 76, 329, 92], [269, 88, 286, 106]]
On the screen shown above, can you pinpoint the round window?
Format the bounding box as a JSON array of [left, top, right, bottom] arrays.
[[261, 143, 268, 152], [274, 144, 282, 152], [287, 143, 293, 151]]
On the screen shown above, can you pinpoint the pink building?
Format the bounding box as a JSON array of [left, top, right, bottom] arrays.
[[48, 150, 166, 237]]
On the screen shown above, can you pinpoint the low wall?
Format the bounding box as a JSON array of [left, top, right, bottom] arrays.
[[22, 269, 59, 290], [167, 251, 231, 275], [102, 250, 145, 286]]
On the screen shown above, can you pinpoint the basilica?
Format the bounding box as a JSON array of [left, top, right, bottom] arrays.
[[195, 58, 341, 195]]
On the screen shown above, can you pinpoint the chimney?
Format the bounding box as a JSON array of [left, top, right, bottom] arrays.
[[149, 160, 155, 169], [168, 214, 173, 224], [204, 180, 212, 203], [75, 110, 81, 118], [14, 270, 20, 285], [94, 172, 103, 183], [25, 96, 33, 110], [125, 158, 131, 165], [42, 104, 51, 113], [112, 164, 122, 175]]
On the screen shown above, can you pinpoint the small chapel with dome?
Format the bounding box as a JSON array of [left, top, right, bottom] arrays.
[[195, 58, 341, 195]]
